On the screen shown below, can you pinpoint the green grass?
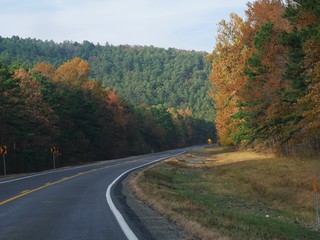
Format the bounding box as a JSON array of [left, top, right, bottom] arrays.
[[135, 146, 320, 240]]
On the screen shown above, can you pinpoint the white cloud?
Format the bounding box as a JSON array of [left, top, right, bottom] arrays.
[[0, 0, 249, 51]]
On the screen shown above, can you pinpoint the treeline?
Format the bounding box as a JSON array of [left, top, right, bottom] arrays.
[[208, 0, 320, 155], [0, 58, 214, 174], [0, 37, 214, 121]]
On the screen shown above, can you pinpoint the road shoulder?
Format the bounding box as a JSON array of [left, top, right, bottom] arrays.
[[121, 170, 197, 240]]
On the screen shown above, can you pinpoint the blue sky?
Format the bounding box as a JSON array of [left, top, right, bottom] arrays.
[[0, 0, 250, 52]]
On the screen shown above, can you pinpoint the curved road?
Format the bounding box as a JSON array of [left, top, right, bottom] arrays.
[[0, 148, 190, 240]]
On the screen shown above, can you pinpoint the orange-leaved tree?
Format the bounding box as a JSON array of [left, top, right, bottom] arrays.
[[207, 13, 249, 145], [287, 0, 320, 153], [235, 0, 291, 150]]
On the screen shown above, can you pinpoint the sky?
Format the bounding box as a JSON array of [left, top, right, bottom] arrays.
[[0, 0, 250, 52]]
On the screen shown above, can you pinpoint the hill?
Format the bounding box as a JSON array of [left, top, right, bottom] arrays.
[[0, 58, 215, 174], [0, 36, 214, 121]]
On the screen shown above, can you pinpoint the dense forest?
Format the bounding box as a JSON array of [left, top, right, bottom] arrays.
[[0, 58, 214, 174], [208, 0, 320, 155], [0, 37, 214, 121]]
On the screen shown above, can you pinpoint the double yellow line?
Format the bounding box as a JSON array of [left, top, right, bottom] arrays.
[[0, 160, 137, 206]]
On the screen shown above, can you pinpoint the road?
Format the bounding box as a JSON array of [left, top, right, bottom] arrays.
[[0, 148, 190, 240]]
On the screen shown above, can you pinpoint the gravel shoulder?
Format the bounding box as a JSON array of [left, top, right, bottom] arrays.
[[121, 170, 197, 240]]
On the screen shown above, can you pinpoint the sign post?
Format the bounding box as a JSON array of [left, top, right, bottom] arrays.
[[313, 179, 319, 230], [52, 151, 55, 169], [50, 146, 57, 169], [0, 146, 7, 176], [3, 153, 6, 176]]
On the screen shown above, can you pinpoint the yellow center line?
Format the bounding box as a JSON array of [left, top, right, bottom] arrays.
[[20, 190, 30, 194], [0, 159, 141, 206]]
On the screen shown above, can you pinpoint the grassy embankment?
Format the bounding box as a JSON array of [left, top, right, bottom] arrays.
[[130, 146, 320, 240]]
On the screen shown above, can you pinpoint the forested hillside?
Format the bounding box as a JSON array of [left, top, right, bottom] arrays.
[[208, 0, 320, 155], [0, 37, 214, 121], [0, 58, 214, 173]]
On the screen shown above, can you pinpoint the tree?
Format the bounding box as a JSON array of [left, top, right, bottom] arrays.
[[208, 13, 249, 145], [0, 54, 215, 173], [233, 1, 290, 150], [53, 57, 90, 86], [0, 37, 214, 121], [208, 0, 300, 153], [282, 0, 320, 153], [0, 63, 18, 146], [34, 62, 55, 79]]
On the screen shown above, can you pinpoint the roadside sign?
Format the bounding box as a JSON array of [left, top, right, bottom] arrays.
[[50, 146, 58, 169], [0, 146, 7, 176], [50, 146, 58, 154], [0, 146, 7, 155]]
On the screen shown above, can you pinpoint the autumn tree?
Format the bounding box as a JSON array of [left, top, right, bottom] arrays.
[[207, 0, 320, 156], [0, 64, 60, 171], [0, 37, 214, 121], [53, 57, 90, 86], [208, 0, 297, 152], [34, 62, 56, 79], [13, 68, 58, 142], [282, 0, 320, 153], [235, 0, 291, 151], [0, 56, 215, 173], [0, 63, 19, 146], [208, 13, 249, 145]]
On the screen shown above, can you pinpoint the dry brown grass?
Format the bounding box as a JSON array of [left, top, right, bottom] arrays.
[[130, 167, 229, 240], [130, 146, 320, 239]]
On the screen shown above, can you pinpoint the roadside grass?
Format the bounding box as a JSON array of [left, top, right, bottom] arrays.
[[130, 146, 320, 240]]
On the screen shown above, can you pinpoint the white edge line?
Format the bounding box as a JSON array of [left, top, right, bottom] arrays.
[[106, 151, 186, 240]]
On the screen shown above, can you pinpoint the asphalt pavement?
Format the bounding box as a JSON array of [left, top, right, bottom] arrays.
[[0, 148, 192, 240]]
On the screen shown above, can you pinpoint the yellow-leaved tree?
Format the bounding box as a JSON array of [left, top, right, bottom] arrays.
[[53, 57, 90, 86]]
